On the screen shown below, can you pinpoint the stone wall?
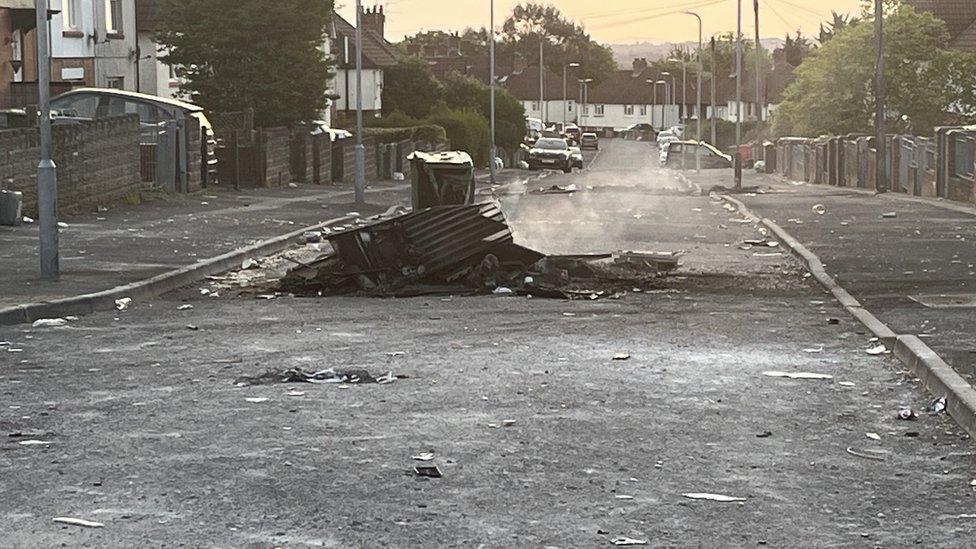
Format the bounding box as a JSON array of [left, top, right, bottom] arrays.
[[0, 115, 141, 215]]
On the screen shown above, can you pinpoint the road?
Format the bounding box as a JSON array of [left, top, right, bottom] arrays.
[[2, 139, 975, 547]]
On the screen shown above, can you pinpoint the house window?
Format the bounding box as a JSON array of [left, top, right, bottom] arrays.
[[594, 105, 605, 117], [568, 103, 573, 112], [582, 105, 589, 115], [639, 105, 647, 116], [531, 101, 540, 111], [107, 76, 125, 89], [62, 0, 77, 29], [624, 105, 634, 116], [105, 0, 123, 35]]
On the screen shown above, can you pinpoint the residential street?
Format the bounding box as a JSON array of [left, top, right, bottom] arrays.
[[3, 139, 976, 547]]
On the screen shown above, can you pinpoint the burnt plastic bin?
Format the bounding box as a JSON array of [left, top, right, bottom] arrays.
[[406, 151, 476, 210], [0, 190, 23, 226]]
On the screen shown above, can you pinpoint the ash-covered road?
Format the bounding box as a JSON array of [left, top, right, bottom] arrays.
[[2, 139, 975, 548]]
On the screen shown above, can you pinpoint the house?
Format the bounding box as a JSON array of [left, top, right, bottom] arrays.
[[583, 58, 700, 132], [329, 6, 398, 120], [502, 64, 580, 127], [904, 0, 976, 53], [1, 0, 139, 108], [134, 0, 178, 98]]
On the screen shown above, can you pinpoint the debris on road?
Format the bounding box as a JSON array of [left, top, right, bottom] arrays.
[[812, 204, 827, 215], [756, 431, 772, 438], [613, 352, 631, 361], [177, 304, 193, 311], [412, 452, 435, 461], [53, 517, 105, 528], [866, 344, 888, 356], [32, 318, 67, 328], [930, 396, 948, 414], [532, 184, 578, 195], [846, 447, 886, 462], [897, 407, 918, 421], [803, 346, 824, 353], [236, 368, 403, 386], [610, 537, 648, 546], [880, 212, 898, 219], [763, 371, 834, 380], [866, 432, 881, 441], [414, 465, 443, 478], [18, 440, 54, 446], [241, 258, 258, 270], [681, 493, 747, 503], [244, 397, 269, 403], [186, 324, 200, 331]]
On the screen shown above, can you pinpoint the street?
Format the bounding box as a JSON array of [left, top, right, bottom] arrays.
[[3, 139, 975, 547]]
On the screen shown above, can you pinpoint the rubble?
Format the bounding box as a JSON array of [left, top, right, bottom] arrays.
[[236, 367, 403, 386]]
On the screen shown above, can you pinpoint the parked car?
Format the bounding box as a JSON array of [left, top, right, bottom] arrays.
[[580, 132, 599, 150], [50, 88, 218, 182], [564, 124, 581, 143], [527, 137, 573, 173], [661, 141, 733, 169], [569, 146, 584, 170], [623, 123, 657, 141]]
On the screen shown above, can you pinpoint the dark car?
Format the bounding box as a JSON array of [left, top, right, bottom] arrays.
[[569, 146, 584, 170], [527, 138, 573, 173], [580, 132, 599, 150], [662, 141, 733, 169]]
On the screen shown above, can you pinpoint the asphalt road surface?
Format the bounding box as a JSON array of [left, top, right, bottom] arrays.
[[2, 139, 975, 548]]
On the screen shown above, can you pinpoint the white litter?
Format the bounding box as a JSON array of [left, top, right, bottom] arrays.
[[866, 345, 888, 356], [114, 297, 132, 311], [802, 346, 824, 354], [177, 304, 193, 311], [763, 371, 834, 380], [241, 258, 258, 270], [412, 452, 435, 461], [615, 495, 635, 500], [682, 493, 747, 503], [19, 440, 54, 446], [610, 537, 648, 546], [32, 318, 67, 328], [838, 381, 856, 387], [866, 432, 881, 441], [244, 397, 269, 403], [53, 517, 104, 528]]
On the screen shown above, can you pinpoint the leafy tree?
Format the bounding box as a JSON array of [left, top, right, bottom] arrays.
[[441, 73, 526, 152], [783, 32, 814, 67], [382, 57, 442, 118], [818, 11, 859, 45], [427, 105, 491, 166], [772, 5, 976, 137], [157, 0, 334, 128]]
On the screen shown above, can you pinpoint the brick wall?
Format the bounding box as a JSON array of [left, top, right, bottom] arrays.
[[261, 127, 291, 186], [0, 115, 141, 215], [338, 137, 378, 184]]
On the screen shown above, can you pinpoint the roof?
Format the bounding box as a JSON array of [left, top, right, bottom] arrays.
[[904, 0, 976, 52], [332, 12, 399, 69], [53, 88, 204, 112], [503, 66, 580, 101], [587, 68, 703, 105]]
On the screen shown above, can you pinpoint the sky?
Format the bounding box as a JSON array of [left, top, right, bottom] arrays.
[[337, 0, 865, 44]]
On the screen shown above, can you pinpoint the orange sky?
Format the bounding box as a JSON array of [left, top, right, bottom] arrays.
[[338, 0, 865, 44]]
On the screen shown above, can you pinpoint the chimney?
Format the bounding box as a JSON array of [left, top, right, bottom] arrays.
[[632, 57, 648, 75], [449, 32, 462, 56], [361, 5, 385, 40]]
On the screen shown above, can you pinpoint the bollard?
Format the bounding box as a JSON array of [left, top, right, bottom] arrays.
[[734, 152, 743, 189]]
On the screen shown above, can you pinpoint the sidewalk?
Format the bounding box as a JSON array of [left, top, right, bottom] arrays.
[[684, 168, 976, 382]]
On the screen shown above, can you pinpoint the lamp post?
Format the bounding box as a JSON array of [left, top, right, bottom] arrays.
[[578, 77, 593, 130], [667, 57, 687, 126], [684, 11, 703, 172], [735, 0, 743, 189], [35, 0, 59, 279], [489, 0, 496, 185], [647, 79, 666, 131], [563, 62, 579, 127], [660, 71, 672, 129], [354, 0, 365, 205]]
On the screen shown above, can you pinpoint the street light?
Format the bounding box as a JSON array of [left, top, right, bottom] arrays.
[[660, 70, 675, 129], [563, 62, 580, 127], [647, 79, 666, 130], [354, 0, 365, 205], [578, 77, 593, 130], [684, 11, 703, 172], [667, 57, 687, 126], [489, 0, 496, 185], [35, 0, 59, 279]]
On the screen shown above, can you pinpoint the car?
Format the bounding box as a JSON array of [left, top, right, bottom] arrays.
[[661, 141, 733, 169], [569, 146, 584, 170], [564, 124, 581, 143], [50, 88, 218, 181], [527, 137, 574, 173], [623, 123, 657, 141], [580, 132, 599, 150]]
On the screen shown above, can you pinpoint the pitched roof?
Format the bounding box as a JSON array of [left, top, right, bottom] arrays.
[[904, 0, 976, 52], [503, 66, 580, 101], [587, 68, 704, 105], [331, 12, 399, 69]]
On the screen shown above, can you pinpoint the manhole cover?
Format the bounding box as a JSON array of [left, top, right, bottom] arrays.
[[909, 294, 976, 308]]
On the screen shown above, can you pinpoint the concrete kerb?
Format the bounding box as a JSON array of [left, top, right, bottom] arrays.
[[720, 193, 976, 440], [0, 206, 402, 327]]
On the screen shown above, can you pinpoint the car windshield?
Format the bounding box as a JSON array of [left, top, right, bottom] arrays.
[[535, 139, 568, 150]]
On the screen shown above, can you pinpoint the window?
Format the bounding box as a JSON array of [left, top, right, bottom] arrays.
[[107, 76, 125, 89], [105, 0, 123, 34], [594, 105, 605, 117], [568, 103, 573, 112], [531, 101, 540, 111], [582, 105, 589, 115], [62, 0, 77, 29], [639, 105, 647, 116], [624, 105, 635, 116]]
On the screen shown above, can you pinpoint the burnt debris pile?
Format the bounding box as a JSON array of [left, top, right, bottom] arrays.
[[276, 203, 681, 298]]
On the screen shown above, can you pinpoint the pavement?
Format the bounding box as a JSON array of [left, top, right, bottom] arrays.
[[2, 140, 976, 547], [684, 168, 976, 388]]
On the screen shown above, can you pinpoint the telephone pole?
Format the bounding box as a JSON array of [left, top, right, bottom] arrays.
[[754, 0, 763, 159], [874, 0, 887, 193], [710, 37, 717, 146], [36, 0, 59, 279], [489, 0, 496, 185], [354, 0, 365, 206]]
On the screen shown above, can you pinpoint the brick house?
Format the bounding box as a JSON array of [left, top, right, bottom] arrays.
[[329, 6, 398, 120]]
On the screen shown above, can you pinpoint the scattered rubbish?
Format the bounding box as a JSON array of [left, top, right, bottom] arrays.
[[763, 371, 833, 380], [756, 431, 772, 438], [244, 397, 269, 403], [880, 212, 897, 219], [53, 517, 104, 528], [930, 395, 947, 414], [610, 537, 648, 546], [502, 419, 517, 427], [838, 381, 856, 387], [286, 391, 306, 397], [186, 324, 200, 331], [301, 231, 323, 244], [682, 493, 746, 503], [57, 221, 69, 229], [387, 351, 405, 357], [533, 184, 578, 195], [846, 447, 886, 462], [897, 408, 918, 421], [827, 318, 840, 325], [393, 172, 405, 181], [788, 218, 804, 225], [866, 345, 887, 356], [376, 371, 398, 384], [22, 216, 35, 223], [613, 352, 631, 361], [812, 204, 827, 215], [803, 347, 824, 354], [32, 318, 67, 328], [412, 452, 435, 461], [288, 182, 298, 189], [18, 440, 54, 446], [241, 258, 258, 270], [414, 465, 443, 478], [114, 297, 132, 311], [177, 304, 193, 311], [237, 367, 403, 386], [866, 432, 881, 441], [615, 495, 634, 500], [493, 287, 514, 295]]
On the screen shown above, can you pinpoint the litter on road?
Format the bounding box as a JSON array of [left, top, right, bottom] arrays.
[[244, 397, 269, 403], [412, 452, 435, 461], [763, 371, 834, 380], [115, 297, 132, 311], [53, 517, 104, 528], [866, 432, 881, 441], [32, 318, 67, 328], [866, 345, 888, 356], [613, 352, 632, 361], [237, 367, 402, 386], [930, 396, 948, 414], [177, 304, 194, 310], [18, 440, 54, 446], [897, 407, 918, 420], [812, 204, 827, 215], [682, 493, 747, 503], [846, 447, 886, 461], [610, 537, 648, 546], [414, 465, 443, 478]]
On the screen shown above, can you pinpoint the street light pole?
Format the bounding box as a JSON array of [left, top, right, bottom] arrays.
[[754, 0, 763, 159], [660, 72, 671, 129], [874, 0, 887, 193], [354, 0, 365, 206], [35, 0, 59, 279], [539, 40, 545, 126], [563, 62, 579, 128], [489, 0, 496, 185], [710, 37, 717, 146], [684, 11, 703, 172], [735, 0, 743, 189]]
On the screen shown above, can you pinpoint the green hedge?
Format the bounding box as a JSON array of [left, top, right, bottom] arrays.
[[362, 124, 447, 144]]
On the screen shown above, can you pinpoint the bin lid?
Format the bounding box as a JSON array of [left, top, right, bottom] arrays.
[[406, 151, 473, 167]]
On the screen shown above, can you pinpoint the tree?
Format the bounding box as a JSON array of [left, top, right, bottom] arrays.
[[783, 32, 813, 67], [383, 57, 442, 118], [818, 11, 859, 45], [500, 3, 616, 83], [772, 5, 976, 137], [441, 73, 526, 152], [157, 0, 334, 128]]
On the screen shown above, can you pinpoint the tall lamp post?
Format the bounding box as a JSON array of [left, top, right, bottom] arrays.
[[666, 58, 687, 125], [647, 79, 666, 131], [578, 77, 593, 130], [684, 11, 703, 172], [354, 0, 365, 205], [563, 62, 579, 127], [660, 71, 672, 129], [35, 0, 59, 279], [489, 0, 497, 185]]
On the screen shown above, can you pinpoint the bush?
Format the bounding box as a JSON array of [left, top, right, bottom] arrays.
[[425, 105, 490, 166], [362, 125, 448, 144]]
